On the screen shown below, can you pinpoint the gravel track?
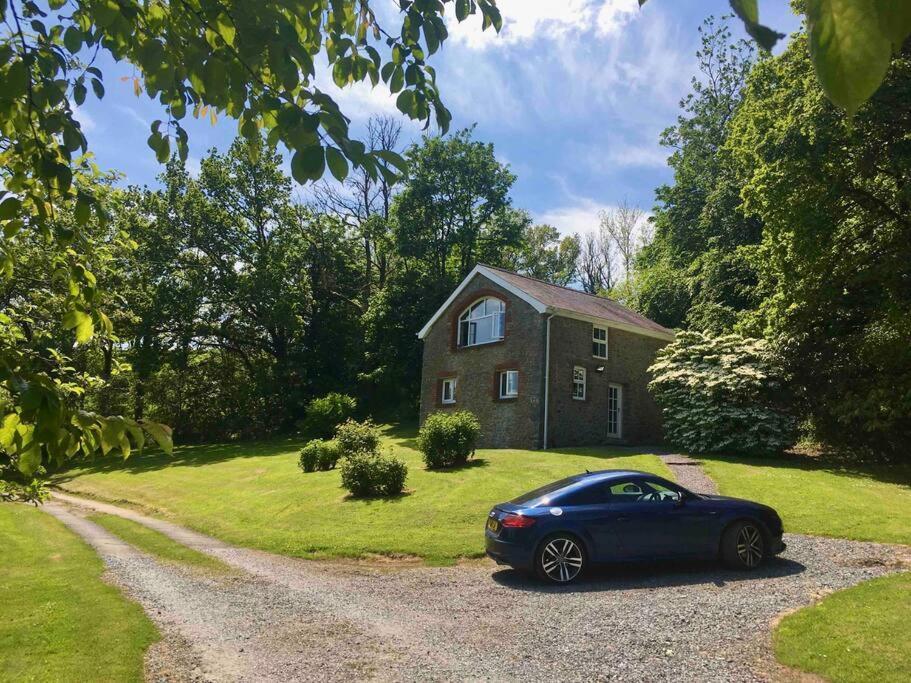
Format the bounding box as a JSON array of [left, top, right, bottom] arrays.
[[659, 453, 720, 495], [47, 493, 910, 682]]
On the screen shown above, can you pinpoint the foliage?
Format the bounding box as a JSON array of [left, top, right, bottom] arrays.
[[52, 427, 675, 563], [417, 411, 481, 469], [339, 448, 407, 497], [642, 0, 911, 114], [299, 393, 357, 440], [503, 222, 579, 286], [0, 476, 48, 504], [0, 0, 500, 495], [649, 331, 797, 455], [727, 34, 911, 457], [0, 503, 159, 681], [334, 418, 380, 456], [632, 15, 760, 332], [298, 439, 342, 473], [773, 572, 911, 683]]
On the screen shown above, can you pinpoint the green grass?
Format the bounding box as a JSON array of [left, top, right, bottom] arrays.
[[54, 426, 672, 564], [699, 454, 911, 545], [774, 571, 911, 682], [0, 503, 158, 682], [87, 513, 233, 574]]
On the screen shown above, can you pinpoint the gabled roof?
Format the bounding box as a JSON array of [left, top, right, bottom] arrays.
[[417, 264, 675, 341]]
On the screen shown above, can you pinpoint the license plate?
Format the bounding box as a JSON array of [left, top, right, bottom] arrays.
[[486, 517, 500, 533]]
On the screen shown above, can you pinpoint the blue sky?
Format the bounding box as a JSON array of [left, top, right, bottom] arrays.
[[73, 0, 801, 236]]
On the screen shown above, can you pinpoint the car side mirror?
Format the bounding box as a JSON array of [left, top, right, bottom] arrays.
[[674, 494, 686, 508]]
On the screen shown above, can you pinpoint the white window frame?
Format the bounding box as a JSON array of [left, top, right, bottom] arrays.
[[592, 325, 608, 359], [441, 378, 456, 404], [457, 297, 505, 347], [499, 370, 519, 399], [607, 383, 623, 437], [572, 366, 586, 401]]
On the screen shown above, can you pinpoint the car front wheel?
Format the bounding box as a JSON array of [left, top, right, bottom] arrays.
[[722, 521, 765, 569], [536, 535, 586, 583]]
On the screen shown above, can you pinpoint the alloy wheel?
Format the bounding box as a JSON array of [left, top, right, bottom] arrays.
[[736, 524, 763, 567], [541, 537, 584, 582]]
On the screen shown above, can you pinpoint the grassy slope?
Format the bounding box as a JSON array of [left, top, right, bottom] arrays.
[[774, 571, 911, 683], [88, 513, 234, 574], [699, 455, 911, 545], [0, 503, 158, 683], [55, 427, 672, 564]]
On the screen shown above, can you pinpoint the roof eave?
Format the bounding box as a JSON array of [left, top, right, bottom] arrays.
[[547, 307, 676, 342]]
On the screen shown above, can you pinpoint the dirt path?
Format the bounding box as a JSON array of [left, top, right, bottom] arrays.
[[45, 492, 909, 682], [659, 453, 720, 494]]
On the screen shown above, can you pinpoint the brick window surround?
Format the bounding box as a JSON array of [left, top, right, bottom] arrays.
[[491, 361, 520, 401]]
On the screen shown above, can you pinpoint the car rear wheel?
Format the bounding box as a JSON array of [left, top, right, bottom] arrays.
[[722, 521, 765, 569], [536, 535, 585, 583]]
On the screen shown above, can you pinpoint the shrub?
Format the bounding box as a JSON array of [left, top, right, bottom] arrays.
[[648, 331, 797, 455], [298, 439, 342, 473], [299, 393, 357, 439], [334, 418, 380, 455], [417, 411, 482, 468], [339, 450, 408, 497]]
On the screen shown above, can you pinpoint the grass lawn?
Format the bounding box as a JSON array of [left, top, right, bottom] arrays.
[[699, 454, 911, 545], [54, 426, 672, 564], [0, 503, 158, 682], [774, 571, 911, 682], [88, 513, 234, 575]]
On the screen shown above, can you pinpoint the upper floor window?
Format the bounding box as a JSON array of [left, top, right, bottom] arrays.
[[572, 366, 586, 400], [592, 326, 608, 359], [458, 297, 505, 347]]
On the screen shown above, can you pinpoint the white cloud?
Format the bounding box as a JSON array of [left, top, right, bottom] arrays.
[[603, 140, 669, 168], [536, 197, 613, 237], [447, 0, 640, 49], [73, 106, 96, 132], [114, 104, 150, 130]]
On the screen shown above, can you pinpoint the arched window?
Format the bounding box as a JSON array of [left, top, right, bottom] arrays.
[[458, 297, 505, 347]]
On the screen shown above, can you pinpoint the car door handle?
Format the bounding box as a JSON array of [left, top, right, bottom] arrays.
[[615, 515, 630, 522]]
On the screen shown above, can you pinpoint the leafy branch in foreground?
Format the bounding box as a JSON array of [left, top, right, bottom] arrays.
[[641, 0, 911, 115], [0, 0, 500, 496]]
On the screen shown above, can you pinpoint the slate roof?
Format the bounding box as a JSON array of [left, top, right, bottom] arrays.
[[480, 264, 674, 337]]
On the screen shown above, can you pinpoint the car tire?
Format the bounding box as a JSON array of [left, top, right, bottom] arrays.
[[721, 520, 766, 570], [535, 534, 586, 583]]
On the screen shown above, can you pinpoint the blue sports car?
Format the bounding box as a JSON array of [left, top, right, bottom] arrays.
[[485, 469, 785, 583]]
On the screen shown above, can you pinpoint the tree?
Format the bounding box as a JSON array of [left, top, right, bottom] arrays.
[[1, 0, 502, 490], [649, 330, 797, 455], [600, 200, 645, 281], [576, 230, 614, 295], [504, 222, 579, 286], [642, 0, 911, 115], [726, 33, 911, 457], [632, 15, 761, 331]]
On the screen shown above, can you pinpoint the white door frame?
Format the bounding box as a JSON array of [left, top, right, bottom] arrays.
[[607, 383, 623, 439]]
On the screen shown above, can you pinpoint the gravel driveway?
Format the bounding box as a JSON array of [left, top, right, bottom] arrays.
[[46, 493, 909, 682]]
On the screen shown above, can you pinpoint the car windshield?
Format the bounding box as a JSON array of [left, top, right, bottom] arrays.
[[510, 476, 583, 506]]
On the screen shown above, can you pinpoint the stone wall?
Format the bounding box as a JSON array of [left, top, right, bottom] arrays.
[[419, 275, 546, 449], [546, 317, 667, 448]]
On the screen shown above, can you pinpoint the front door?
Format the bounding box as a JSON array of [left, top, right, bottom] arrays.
[[607, 383, 622, 439]]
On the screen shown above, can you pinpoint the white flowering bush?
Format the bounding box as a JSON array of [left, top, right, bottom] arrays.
[[648, 331, 797, 455]]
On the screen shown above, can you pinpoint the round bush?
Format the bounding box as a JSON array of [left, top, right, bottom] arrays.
[[339, 451, 407, 497], [417, 411, 482, 469], [334, 418, 380, 455], [299, 393, 357, 439], [298, 439, 342, 473]]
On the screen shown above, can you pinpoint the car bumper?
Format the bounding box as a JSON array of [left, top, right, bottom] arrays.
[[485, 531, 534, 570], [771, 537, 786, 555]]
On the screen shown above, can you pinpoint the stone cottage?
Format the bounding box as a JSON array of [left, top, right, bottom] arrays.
[[417, 264, 675, 449]]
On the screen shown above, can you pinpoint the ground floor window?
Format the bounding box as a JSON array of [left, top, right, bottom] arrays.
[[499, 370, 518, 398], [608, 383, 622, 437], [441, 378, 456, 404], [572, 366, 586, 400]]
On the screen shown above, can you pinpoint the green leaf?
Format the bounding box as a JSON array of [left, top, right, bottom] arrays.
[[141, 420, 173, 455], [729, 0, 783, 51], [806, 0, 893, 115], [90, 77, 104, 99], [326, 146, 349, 181], [290, 145, 326, 183], [17, 441, 42, 476], [455, 0, 470, 22], [0, 413, 20, 449], [390, 65, 405, 93], [374, 149, 408, 173], [62, 308, 94, 343], [0, 196, 22, 220], [63, 27, 83, 53], [873, 0, 911, 50]]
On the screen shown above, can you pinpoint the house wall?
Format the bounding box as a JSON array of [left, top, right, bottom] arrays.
[[546, 317, 668, 448], [419, 275, 545, 449]]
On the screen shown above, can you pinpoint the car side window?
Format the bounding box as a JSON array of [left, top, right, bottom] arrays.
[[638, 480, 683, 503], [560, 483, 609, 506], [606, 481, 645, 500]]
